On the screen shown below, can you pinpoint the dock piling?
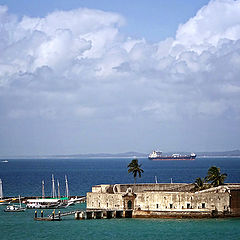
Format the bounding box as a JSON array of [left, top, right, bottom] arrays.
[[116, 210, 123, 218], [95, 211, 103, 219], [86, 211, 93, 219], [106, 210, 114, 219]]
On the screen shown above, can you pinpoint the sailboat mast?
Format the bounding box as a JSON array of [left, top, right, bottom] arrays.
[[42, 180, 45, 199], [52, 174, 56, 198], [57, 180, 60, 199], [65, 175, 69, 198], [19, 195, 21, 208], [0, 179, 3, 199]]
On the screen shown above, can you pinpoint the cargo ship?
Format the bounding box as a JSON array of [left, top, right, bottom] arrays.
[[148, 151, 196, 160]]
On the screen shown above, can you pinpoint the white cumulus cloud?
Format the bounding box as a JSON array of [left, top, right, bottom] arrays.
[[0, 0, 240, 154]]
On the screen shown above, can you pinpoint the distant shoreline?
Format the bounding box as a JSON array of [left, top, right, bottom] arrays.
[[1, 149, 240, 159], [1, 151, 240, 160]]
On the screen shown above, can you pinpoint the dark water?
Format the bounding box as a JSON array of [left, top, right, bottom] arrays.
[[0, 157, 240, 196], [0, 157, 240, 240]]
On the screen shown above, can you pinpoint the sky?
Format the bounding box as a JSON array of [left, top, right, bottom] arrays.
[[0, 0, 240, 156]]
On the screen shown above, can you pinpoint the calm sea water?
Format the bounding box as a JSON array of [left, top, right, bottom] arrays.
[[0, 157, 240, 240]]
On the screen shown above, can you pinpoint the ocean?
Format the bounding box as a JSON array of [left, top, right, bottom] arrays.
[[0, 157, 240, 240]]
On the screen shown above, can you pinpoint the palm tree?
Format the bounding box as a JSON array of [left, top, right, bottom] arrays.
[[206, 166, 227, 187], [128, 158, 144, 184], [194, 177, 205, 191]]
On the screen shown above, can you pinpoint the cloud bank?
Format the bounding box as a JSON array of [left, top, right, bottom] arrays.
[[0, 0, 240, 154]]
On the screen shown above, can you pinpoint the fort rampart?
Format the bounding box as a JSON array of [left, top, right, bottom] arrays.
[[87, 183, 240, 218]]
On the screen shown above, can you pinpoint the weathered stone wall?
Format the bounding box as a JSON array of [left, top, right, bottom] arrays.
[[87, 183, 240, 217], [114, 183, 194, 193], [230, 189, 240, 214], [134, 191, 229, 212], [87, 192, 123, 210], [133, 210, 212, 218], [87, 190, 230, 212], [92, 185, 112, 193]]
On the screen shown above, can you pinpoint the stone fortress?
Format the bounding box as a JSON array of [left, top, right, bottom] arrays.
[[87, 183, 240, 218]]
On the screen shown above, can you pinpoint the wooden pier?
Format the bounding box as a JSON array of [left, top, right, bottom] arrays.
[[74, 209, 133, 220], [34, 209, 133, 221], [35, 217, 62, 221], [34, 210, 62, 221]]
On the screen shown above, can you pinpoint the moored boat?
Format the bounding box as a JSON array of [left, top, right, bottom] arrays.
[[0, 200, 10, 205], [4, 196, 26, 212], [4, 205, 26, 212], [148, 151, 196, 160], [26, 198, 66, 209]]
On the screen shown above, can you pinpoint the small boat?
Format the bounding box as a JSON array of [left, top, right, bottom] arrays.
[[1, 160, 8, 163], [4, 196, 26, 212], [4, 205, 26, 212], [0, 200, 10, 205], [26, 198, 62, 209]]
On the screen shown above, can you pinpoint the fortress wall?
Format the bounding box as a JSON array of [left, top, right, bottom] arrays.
[[133, 210, 213, 218], [87, 192, 123, 210], [87, 184, 240, 217], [230, 189, 240, 214], [92, 183, 195, 193], [87, 190, 230, 213], [134, 191, 230, 212], [92, 185, 112, 193], [117, 183, 191, 193]]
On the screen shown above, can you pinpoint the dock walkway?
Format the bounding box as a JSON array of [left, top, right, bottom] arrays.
[[34, 209, 133, 221]]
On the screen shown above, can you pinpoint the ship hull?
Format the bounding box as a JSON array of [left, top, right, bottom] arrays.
[[149, 156, 196, 161]]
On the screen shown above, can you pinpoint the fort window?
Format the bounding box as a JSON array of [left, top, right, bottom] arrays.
[[107, 203, 108, 208], [99, 202, 101, 207], [169, 203, 173, 209], [202, 203, 206, 208], [187, 203, 191, 209], [156, 204, 159, 209]]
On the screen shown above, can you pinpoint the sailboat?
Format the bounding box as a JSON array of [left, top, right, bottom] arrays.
[[4, 195, 26, 212], [0, 179, 11, 205], [26, 174, 70, 209]]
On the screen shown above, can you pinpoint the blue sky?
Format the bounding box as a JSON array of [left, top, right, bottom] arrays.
[[1, 0, 209, 41], [0, 0, 240, 156]]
